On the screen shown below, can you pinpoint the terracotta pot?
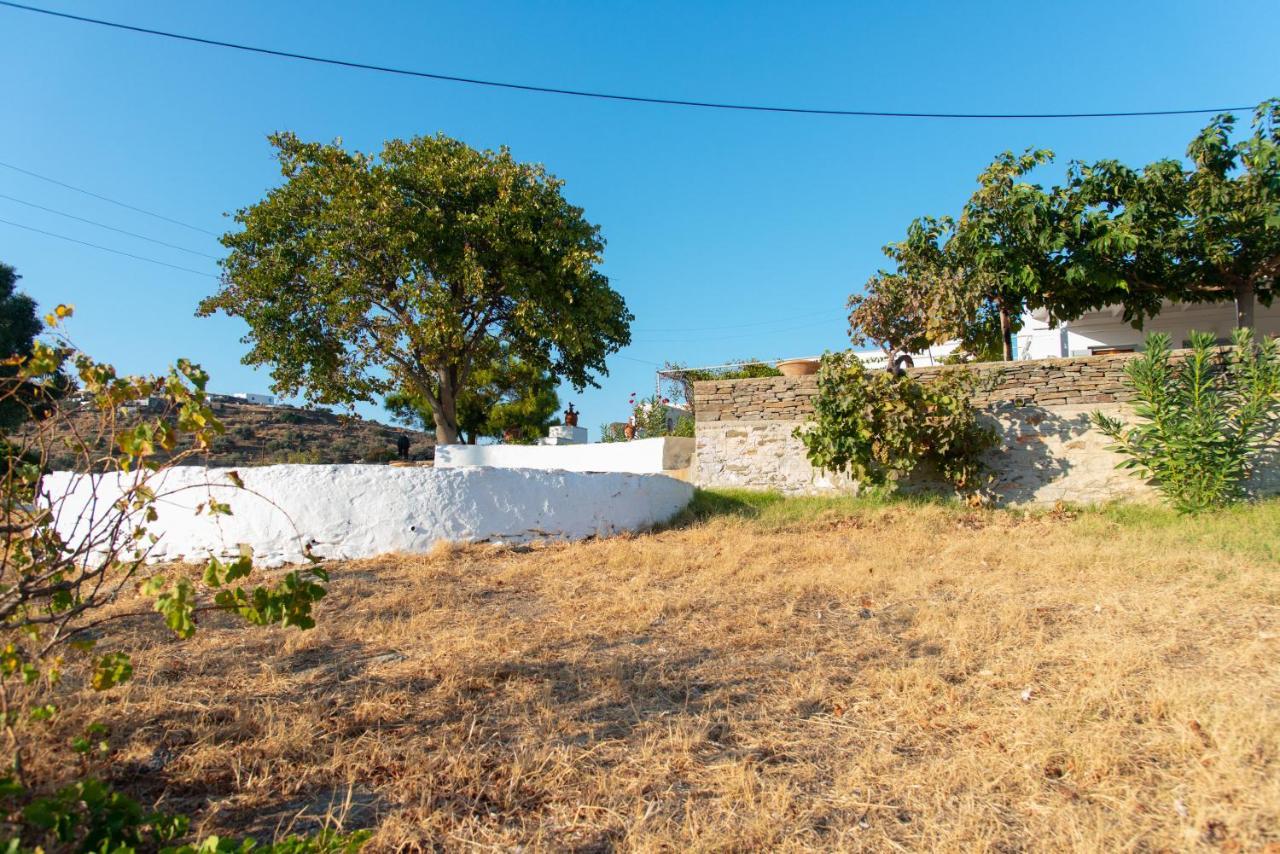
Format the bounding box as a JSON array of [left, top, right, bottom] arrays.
[[776, 358, 819, 377], [623, 423, 636, 440]]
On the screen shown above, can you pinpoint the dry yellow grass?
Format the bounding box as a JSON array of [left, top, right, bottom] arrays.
[[35, 496, 1280, 851]]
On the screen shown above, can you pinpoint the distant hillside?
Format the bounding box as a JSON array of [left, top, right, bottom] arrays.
[[42, 395, 434, 470]]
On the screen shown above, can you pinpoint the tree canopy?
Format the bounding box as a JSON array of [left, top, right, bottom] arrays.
[[199, 132, 631, 444], [386, 342, 560, 444], [0, 263, 62, 429], [1067, 99, 1280, 329], [850, 98, 1280, 365]]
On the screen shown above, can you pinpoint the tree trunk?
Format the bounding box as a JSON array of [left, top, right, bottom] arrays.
[[1234, 279, 1255, 331], [433, 368, 461, 445], [999, 302, 1014, 362], [432, 410, 460, 445]]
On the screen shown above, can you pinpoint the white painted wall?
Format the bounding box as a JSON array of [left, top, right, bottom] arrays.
[[42, 465, 694, 566], [1019, 301, 1280, 360], [436, 437, 694, 473]]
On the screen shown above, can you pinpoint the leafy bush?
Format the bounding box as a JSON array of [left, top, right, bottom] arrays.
[[598, 422, 625, 443], [360, 444, 397, 463], [1092, 329, 1280, 513], [632, 394, 672, 438], [672, 415, 695, 438], [0, 307, 362, 851], [796, 351, 998, 492]]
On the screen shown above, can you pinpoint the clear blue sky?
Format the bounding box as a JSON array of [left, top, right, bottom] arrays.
[[3, 0, 1277, 430]]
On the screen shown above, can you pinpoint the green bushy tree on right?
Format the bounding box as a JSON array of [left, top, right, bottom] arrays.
[[1092, 330, 1280, 513]]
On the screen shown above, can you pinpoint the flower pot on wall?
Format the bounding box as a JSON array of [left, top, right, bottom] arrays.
[[623, 423, 636, 440], [776, 358, 819, 377]]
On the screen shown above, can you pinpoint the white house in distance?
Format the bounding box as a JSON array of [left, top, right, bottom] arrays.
[[230, 392, 276, 406], [1018, 300, 1280, 360]]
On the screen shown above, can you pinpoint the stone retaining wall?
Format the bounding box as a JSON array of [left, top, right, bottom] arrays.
[[691, 351, 1277, 505], [693, 351, 1148, 424]]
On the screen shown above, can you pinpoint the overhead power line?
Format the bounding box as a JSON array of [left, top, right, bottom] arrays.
[[632, 318, 837, 345], [0, 159, 220, 236], [0, 193, 220, 258], [0, 217, 218, 279], [633, 307, 839, 333], [0, 1, 1257, 121]]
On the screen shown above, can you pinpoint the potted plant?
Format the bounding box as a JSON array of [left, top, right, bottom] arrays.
[[776, 358, 820, 377]]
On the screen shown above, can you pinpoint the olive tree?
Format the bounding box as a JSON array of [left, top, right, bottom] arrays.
[[200, 133, 632, 444]]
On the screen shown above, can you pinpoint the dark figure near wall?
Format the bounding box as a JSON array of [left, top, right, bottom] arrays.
[[564, 403, 579, 427], [396, 434, 411, 460]]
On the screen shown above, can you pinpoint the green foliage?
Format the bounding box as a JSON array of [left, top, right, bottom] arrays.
[[796, 352, 999, 492], [1092, 329, 1280, 513], [359, 444, 397, 464], [0, 309, 344, 851], [630, 394, 670, 438], [858, 151, 1088, 365], [846, 271, 941, 371], [200, 132, 631, 444], [386, 342, 559, 444], [852, 98, 1280, 368], [598, 421, 625, 443], [671, 415, 695, 438], [0, 264, 69, 430], [2, 774, 370, 853], [1067, 99, 1280, 328]]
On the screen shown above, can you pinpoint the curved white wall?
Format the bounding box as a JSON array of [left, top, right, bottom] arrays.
[[42, 465, 694, 566], [435, 437, 694, 474]]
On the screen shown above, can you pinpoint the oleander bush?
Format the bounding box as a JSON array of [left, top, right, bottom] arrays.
[[1093, 329, 1280, 513]]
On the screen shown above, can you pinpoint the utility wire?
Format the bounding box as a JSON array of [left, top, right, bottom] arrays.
[[631, 318, 836, 345], [0, 193, 220, 258], [0, 217, 218, 278], [0, 1, 1256, 120], [633, 307, 838, 333], [0, 159, 220, 236]]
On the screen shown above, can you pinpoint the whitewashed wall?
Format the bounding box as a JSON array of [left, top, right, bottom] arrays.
[[435, 437, 694, 473], [43, 465, 694, 566], [1019, 302, 1280, 360]]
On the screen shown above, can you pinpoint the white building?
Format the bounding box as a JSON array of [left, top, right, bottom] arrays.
[[1018, 300, 1280, 360], [231, 392, 276, 406]]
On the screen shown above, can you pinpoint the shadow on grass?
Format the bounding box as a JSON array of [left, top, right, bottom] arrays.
[[1080, 497, 1280, 564], [663, 487, 961, 530]]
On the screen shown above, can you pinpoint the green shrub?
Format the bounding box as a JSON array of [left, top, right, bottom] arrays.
[[796, 351, 998, 493], [361, 444, 397, 463], [672, 415, 696, 438], [599, 422, 625, 443], [0, 307, 357, 851], [1092, 329, 1280, 513]]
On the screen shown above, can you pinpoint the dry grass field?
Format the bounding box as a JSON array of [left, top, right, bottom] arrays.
[[36, 493, 1280, 851]]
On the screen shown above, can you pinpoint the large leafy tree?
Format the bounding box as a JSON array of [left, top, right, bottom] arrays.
[[199, 133, 631, 444], [947, 149, 1076, 361], [386, 343, 560, 444], [846, 272, 938, 372], [855, 150, 1139, 364], [1066, 99, 1280, 330]]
